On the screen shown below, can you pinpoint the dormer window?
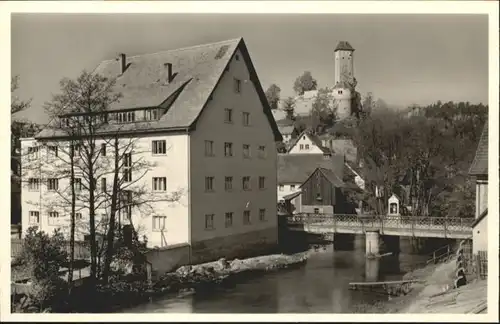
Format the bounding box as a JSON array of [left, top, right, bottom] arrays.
[[115, 111, 135, 123], [144, 108, 160, 121]]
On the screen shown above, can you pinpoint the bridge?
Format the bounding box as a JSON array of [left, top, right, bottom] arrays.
[[285, 213, 474, 255]]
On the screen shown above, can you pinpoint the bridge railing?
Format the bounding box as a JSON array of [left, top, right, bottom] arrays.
[[286, 213, 474, 233]]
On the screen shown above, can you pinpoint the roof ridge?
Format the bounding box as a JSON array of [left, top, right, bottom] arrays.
[[118, 38, 242, 61]]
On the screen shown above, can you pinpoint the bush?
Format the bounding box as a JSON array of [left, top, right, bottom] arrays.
[[14, 226, 68, 311]]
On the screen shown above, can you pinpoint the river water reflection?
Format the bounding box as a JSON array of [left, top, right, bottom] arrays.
[[122, 236, 429, 313]]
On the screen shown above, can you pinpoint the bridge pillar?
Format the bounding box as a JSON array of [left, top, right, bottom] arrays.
[[365, 258, 380, 282], [365, 230, 380, 256]]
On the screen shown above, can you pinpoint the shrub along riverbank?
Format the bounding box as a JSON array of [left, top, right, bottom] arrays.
[[91, 252, 309, 312], [13, 252, 309, 313]]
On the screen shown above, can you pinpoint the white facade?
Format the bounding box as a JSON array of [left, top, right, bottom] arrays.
[[20, 48, 278, 250], [288, 133, 324, 154], [472, 214, 488, 254], [475, 179, 488, 219], [188, 48, 277, 245], [387, 194, 400, 216]]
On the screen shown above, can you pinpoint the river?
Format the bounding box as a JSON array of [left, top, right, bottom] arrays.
[[120, 235, 433, 313]]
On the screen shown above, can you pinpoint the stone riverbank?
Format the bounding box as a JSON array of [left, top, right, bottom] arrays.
[[353, 257, 488, 314], [88, 252, 309, 312]]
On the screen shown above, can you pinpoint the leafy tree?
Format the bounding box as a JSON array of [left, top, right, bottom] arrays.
[[282, 96, 296, 121], [293, 71, 318, 95], [310, 87, 336, 134], [361, 92, 375, 117], [353, 101, 487, 218], [265, 84, 281, 110]]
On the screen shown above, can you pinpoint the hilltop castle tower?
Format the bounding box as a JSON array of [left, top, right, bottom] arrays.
[[333, 41, 355, 120]]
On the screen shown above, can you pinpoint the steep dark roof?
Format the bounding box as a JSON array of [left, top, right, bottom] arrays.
[[334, 41, 355, 52], [471, 208, 488, 228], [278, 153, 344, 184], [469, 122, 488, 176], [35, 38, 282, 141], [287, 130, 331, 154]]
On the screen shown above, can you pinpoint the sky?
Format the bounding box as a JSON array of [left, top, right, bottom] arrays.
[[11, 13, 489, 122]]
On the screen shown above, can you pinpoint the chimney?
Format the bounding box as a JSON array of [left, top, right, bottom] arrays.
[[165, 63, 174, 83], [119, 53, 127, 74]]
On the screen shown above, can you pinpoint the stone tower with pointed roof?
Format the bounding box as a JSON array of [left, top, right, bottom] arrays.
[[333, 41, 355, 120]]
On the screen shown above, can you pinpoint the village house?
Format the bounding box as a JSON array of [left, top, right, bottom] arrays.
[[469, 121, 488, 255], [287, 130, 332, 155], [277, 153, 345, 210], [20, 37, 282, 263], [298, 167, 358, 215]]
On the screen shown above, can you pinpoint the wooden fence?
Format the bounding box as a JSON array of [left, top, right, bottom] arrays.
[[476, 250, 487, 280], [11, 239, 91, 260]]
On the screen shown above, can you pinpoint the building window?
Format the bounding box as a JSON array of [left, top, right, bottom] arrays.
[[152, 177, 167, 191], [299, 144, 304, 150], [225, 176, 233, 191], [47, 146, 58, 157], [205, 214, 215, 230], [258, 145, 266, 159], [224, 142, 233, 157], [279, 185, 284, 191], [243, 210, 251, 225], [29, 211, 40, 224], [101, 178, 107, 193], [75, 213, 83, 220], [235, 54, 240, 61], [314, 208, 320, 214], [243, 144, 251, 158], [144, 108, 160, 121], [152, 140, 167, 155], [290, 184, 296, 190], [48, 211, 59, 225], [224, 108, 233, 123], [259, 209, 266, 222], [123, 153, 132, 182], [74, 178, 82, 192], [242, 176, 251, 191], [338, 90, 343, 95], [205, 176, 214, 192], [47, 178, 59, 191], [305, 144, 310, 150], [116, 111, 135, 123], [71, 144, 80, 157], [28, 178, 40, 191], [225, 212, 233, 227], [242, 112, 250, 126], [152, 216, 166, 231], [259, 176, 266, 190], [234, 78, 241, 93], [205, 140, 214, 157], [28, 146, 39, 159], [100, 144, 106, 157]]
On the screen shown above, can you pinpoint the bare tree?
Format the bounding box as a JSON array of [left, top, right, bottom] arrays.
[[21, 71, 184, 288]]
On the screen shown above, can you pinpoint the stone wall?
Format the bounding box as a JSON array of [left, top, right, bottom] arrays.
[[190, 227, 278, 264], [145, 243, 191, 276]]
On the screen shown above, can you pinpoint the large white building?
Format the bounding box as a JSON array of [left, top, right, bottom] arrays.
[[21, 38, 282, 262]]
